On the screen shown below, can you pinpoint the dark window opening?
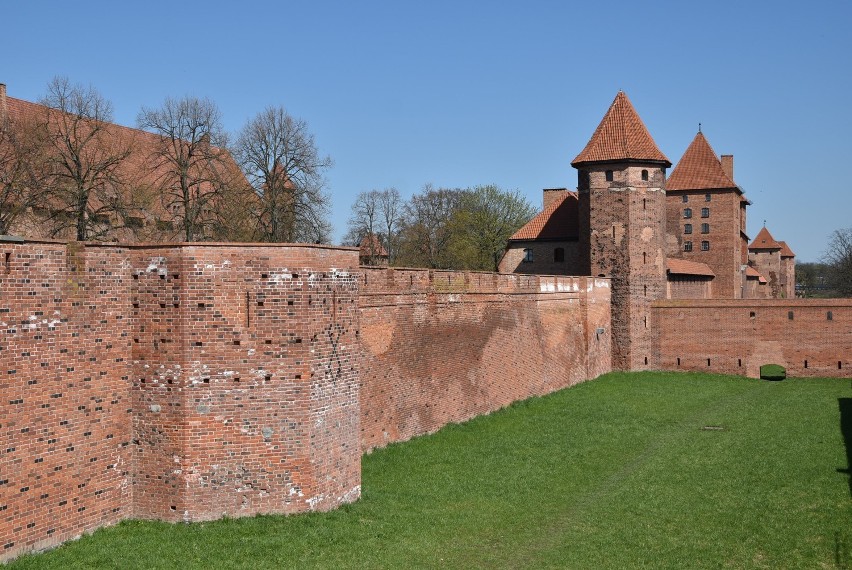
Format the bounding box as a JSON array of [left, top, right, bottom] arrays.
[[788, 311, 794, 320], [827, 311, 833, 321], [701, 241, 710, 251], [522, 248, 533, 263], [707, 358, 711, 367], [738, 358, 742, 367], [804, 360, 808, 369], [643, 198, 646, 210], [644, 356, 648, 365], [677, 357, 681, 366], [839, 361, 843, 370], [705, 193, 711, 202], [750, 311, 756, 318], [701, 223, 709, 234], [641, 170, 648, 181], [643, 252, 646, 264], [684, 208, 692, 219], [701, 207, 710, 218], [605, 170, 613, 181], [684, 224, 692, 234], [684, 241, 693, 252], [554, 248, 564, 263], [682, 195, 688, 203]]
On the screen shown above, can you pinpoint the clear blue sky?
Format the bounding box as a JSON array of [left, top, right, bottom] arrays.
[[3, 0, 850, 261]]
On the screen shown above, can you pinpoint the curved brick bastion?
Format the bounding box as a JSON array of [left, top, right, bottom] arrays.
[[0, 240, 362, 560]]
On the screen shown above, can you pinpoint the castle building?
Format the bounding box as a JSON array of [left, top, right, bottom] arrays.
[[499, 91, 796, 368]]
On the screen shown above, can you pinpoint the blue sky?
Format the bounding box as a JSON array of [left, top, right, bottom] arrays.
[[3, 0, 850, 261]]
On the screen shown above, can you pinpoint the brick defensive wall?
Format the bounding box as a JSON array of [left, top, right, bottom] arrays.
[[358, 267, 612, 451], [653, 299, 852, 378]]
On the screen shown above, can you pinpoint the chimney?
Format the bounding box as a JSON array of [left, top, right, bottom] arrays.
[[0, 83, 7, 125], [543, 188, 568, 209], [721, 155, 734, 181]]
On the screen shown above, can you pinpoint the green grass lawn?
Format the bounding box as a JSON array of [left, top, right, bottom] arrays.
[[10, 372, 852, 569]]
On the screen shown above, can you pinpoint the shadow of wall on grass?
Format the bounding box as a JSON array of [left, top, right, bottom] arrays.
[[840, 398, 852, 497]]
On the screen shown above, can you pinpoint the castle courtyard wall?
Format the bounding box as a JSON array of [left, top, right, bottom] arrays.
[[653, 299, 852, 378], [357, 268, 611, 451]]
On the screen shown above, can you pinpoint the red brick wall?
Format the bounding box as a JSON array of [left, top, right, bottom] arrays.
[[0, 241, 133, 561], [358, 268, 611, 451], [0, 241, 361, 561], [653, 299, 852, 378], [498, 241, 580, 275]]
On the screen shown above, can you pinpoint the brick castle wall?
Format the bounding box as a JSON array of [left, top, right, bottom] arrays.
[[1, 241, 361, 561], [0, 241, 133, 560], [358, 268, 611, 451], [653, 299, 852, 378]]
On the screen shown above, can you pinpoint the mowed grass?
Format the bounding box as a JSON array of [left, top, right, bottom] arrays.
[[10, 372, 852, 569]]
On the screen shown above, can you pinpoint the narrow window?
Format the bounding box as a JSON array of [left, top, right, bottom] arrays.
[[701, 241, 710, 251], [827, 311, 833, 321], [707, 358, 711, 367], [684, 208, 692, 219], [684, 241, 693, 252], [644, 284, 647, 297], [738, 358, 742, 367], [705, 193, 711, 202], [523, 248, 533, 263], [3, 252, 9, 273], [839, 361, 843, 370], [643, 198, 646, 210], [788, 311, 794, 320], [701, 207, 710, 218], [605, 170, 613, 181], [749, 311, 756, 318], [644, 315, 647, 328], [612, 225, 616, 240], [684, 224, 692, 234], [682, 195, 688, 203], [644, 356, 648, 365], [677, 357, 681, 366], [804, 360, 808, 369], [643, 252, 646, 264], [701, 223, 709, 234], [554, 248, 565, 263], [641, 169, 648, 181]]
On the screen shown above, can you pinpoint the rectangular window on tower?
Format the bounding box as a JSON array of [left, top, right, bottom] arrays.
[[684, 208, 692, 219], [701, 223, 709, 234], [684, 224, 693, 234], [701, 241, 710, 251], [701, 207, 710, 218], [684, 241, 693, 252], [523, 248, 533, 262]]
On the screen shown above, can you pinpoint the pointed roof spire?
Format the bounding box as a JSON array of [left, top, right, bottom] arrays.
[[667, 131, 738, 191], [748, 226, 782, 251], [571, 91, 670, 167]]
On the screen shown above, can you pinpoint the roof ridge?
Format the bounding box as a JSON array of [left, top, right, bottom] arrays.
[[667, 131, 738, 191]]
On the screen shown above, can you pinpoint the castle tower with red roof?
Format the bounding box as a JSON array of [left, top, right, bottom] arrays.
[[572, 91, 671, 370], [665, 130, 751, 298]]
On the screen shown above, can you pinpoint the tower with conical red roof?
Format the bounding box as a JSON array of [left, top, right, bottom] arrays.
[[572, 91, 671, 371]]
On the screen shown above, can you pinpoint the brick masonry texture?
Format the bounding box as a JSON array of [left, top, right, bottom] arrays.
[[0, 241, 362, 561], [653, 299, 852, 377], [357, 267, 612, 451]]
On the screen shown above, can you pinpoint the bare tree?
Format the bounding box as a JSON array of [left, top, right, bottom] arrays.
[[235, 106, 332, 243], [823, 227, 852, 297], [138, 96, 239, 241], [396, 185, 463, 268], [377, 187, 402, 262], [0, 102, 47, 235], [39, 77, 134, 241]]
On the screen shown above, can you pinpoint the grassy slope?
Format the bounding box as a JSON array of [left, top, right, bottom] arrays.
[[9, 372, 852, 569]]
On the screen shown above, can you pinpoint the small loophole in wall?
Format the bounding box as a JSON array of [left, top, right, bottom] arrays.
[[707, 358, 711, 367], [233, 340, 240, 346], [4, 252, 10, 273], [749, 311, 756, 318], [788, 311, 794, 320], [677, 357, 681, 366], [839, 361, 843, 370], [738, 358, 742, 367], [804, 360, 808, 369], [644, 356, 648, 365], [827, 311, 833, 321]]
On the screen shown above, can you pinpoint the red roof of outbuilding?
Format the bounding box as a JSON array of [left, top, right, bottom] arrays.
[[748, 227, 782, 250], [508, 191, 579, 241], [571, 91, 670, 167], [666, 258, 715, 277], [745, 266, 767, 283], [667, 132, 738, 191], [359, 234, 388, 257]]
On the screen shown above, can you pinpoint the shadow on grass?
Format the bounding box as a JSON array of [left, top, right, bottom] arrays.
[[840, 398, 852, 497]]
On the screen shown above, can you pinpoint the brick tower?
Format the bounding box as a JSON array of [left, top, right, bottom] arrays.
[[572, 91, 671, 370]]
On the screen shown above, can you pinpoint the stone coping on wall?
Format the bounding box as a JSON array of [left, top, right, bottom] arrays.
[[654, 298, 852, 308], [0, 235, 358, 252]]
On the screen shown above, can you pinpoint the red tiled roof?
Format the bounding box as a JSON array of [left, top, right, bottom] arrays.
[[778, 241, 795, 258], [667, 132, 738, 191], [359, 234, 388, 257], [748, 227, 782, 250], [508, 191, 578, 241], [5, 95, 250, 223], [745, 266, 767, 283], [666, 258, 715, 277], [571, 91, 670, 167]]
